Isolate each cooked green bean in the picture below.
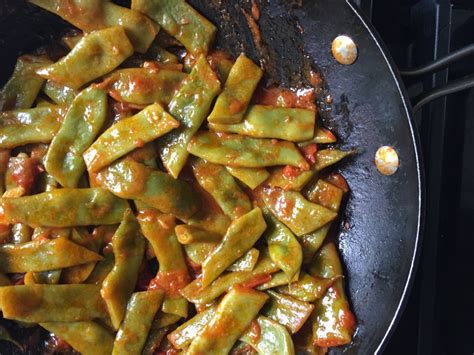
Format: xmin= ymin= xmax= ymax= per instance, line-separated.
xmin=208 ymin=54 xmax=263 ymax=124
xmin=11 ymin=223 xmax=32 ymax=244
xmin=263 ymin=210 xmax=302 ymax=282
xmin=101 ymin=210 xmax=145 ymax=329
xmin=210 ymin=105 xmax=315 ymax=142
xmin=175 ymin=224 xmax=222 ymax=244
xmin=41 ymin=321 xmax=114 ymax=355
xmin=226 ymin=166 xmax=270 ymax=189
xmin=314 ymin=149 xmax=353 ymax=171
xmin=0 ymin=55 xmax=50 ymax=111
xmin=103 ymin=68 xmax=186 ymax=106
xmin=262 ymin=187 xmax=337 ymax=236
xmin=240 ymin=316 xmax=295 ymax=355
xmin=300 ymin=225 xmax=331 ymax=264
xmin=84 ymin=103 xmax=179 ymax=173
xmin=256 ymin=271 xmax=296 ymax=291
xmin=0 ymin=106 xmax=66 ymax=149
xmin=0 ymin=284 xmax=107 ymax=322
xmin=266 ymin=167 xmax=315 ymax=191
xmin=152 ymin=312 xmax=182 ymax=328
xmin=188 ymin=131 xmax=309 ymax=169
xmin=29 ymin=0 xmax=158 ymax=53
xmin=201 ymin=208 xmax=266 ymax=287
xmin=142 ymin=326 xmax=169 ymax=355
xmin=86 ymin=252 xmax=115 ymax=285
xmin=0 ymin=188 xmax=129 ymax=227
xmin=95 ymin=159 xmax=199 ymax=219
xmin=192 ymin=158 xmax=252 ymax=219
xmin=45 ymin=87 xmax=107 ymax=187
xmin=277 ymin=272 xmax=338 ymax=302
xmin=43 ymin=80 xmax=77 ymax=105
xmin=31 ymin=270 xmax=59 ymax=284
xmin=263 ymin=290 xmax=314 ymax=334
xmin=132 ymin=0 xmax=216 ymax=55
xmin=36 ymin=27 xmax=133 ymax=89
xmin=158 ymin=55 xmax=221 ymax=178
xmin=187 ymin=286 xmax=268 ymax=354
xmin=113 ymin=290 xmax=164 ymax=355
xmin=183 ymin=242 xmax=216 ymax=265
xmin=227 ymin=248 xmax=260 ymax=272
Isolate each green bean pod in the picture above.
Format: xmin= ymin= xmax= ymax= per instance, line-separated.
xmin=36 ymin=27 xmax=133 ymax=89
xmin=183 ymin=242 xmax=216 ymax=265
xmin=86 ymin=252 xmax=115 ymax=285
xmin=240 ymin=316 xmax=295 ymax=355
xmin=112 ymin=290 xmax=164 ymax=355
xmin=43 ymin=80 xmax=77 ymax=105
xmin=158 ymin=55 xmax=221 ymax=178
xmin=262 ymin=187 xmax=337 ymax=236
xmin=0 ymin=284 xmax=107 ymax=322
xmin=263 ymin=290 xmax=314 ymax=334
xmin=0 ymin=188 xmax=129 ymax=227
xmin=277 ymin=272 xmax=338 ymax=302
xmin=41 ymin=321 xmax=114 ymax=355
xmin=95 ymin=159 xmax=199 ymax=219
xmin=208 ymin=54 xmax=263 ymax=124
xmin=226 ymin=166 xmax=269 ymax=189
xmin=103 ymin=68 xmax=186 ymax=106
xmin=0 ymin=55 xmax=51 ymax=111
xmin=300 ymin=225 xmax=331 ymax=264
xmin=101 ymin=210 xmax=146 ymax=329
xmin=0 ymin=106 xmax=66 ymax=149
xmin=175 ymin=224 xmax=222 ymax=244
xmin=132 ymin=0 xmax=216 ymax=55
xmin=188 ymin=131 xmax=309 ymax=169
xmin=314 ymin=149 xmax=353 ymax=171
xmin=192 ymin=158 xmax=252 ymax=220
xmin=227 ymin=248 xmax=260 ymax=272
xmin=11 ymin=223 xmax=32 ymax=244
xmin=266 ymin=167 xmax=315 ymax=192
xmin=45 ymin=87 xmax=107 ymax=187
xmin=142 ymin=326 xmax=169 ymax=355
xmin=29 ymin=0 xmax=158 ymax=53
xmin=187 ymin=286 xmax=268 ymax=354
xmin=84 ymin=103 xmax=179 ymax=173
xmin=201 ymin=208 xmax=267 ymax=287
xmin=256 ymin=271 xmax=297 ymax=291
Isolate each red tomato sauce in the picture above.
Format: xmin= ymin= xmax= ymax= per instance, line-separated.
xmin=148 ymin=270 xmax=190 ymax=297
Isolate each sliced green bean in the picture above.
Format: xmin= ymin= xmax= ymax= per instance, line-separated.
xmin=201 ymin=208 xmax=266 ymax=287
xmin=86 ymin=252 xmax=115 ymax=285
xmin=62 ymin=31 xmax=84 ymax=50
xmin=188 ymin=131 xmax=309 ymax=169
xmin=240 ymin=316 xmax=295 ymax=355
xmin=41 ymin=321 xmax=114 ymax=355
xmin=183 ymin=242 xmax=216 ymax=265
xmin=142 ymin=326 xmax=169 ymax=355
xmin=256 ymin=271 xmax=297 ymax=291
xmin=0 ymin=284 xmax=107 ymax=322
xmin=132 ymin=0 xmax=216 ymax=55
xmin=113 ymin=290 xmax=164 ymax=355
xmin=263 ymin=290 xmax=314 ymax=334
xmin=36 ymin=27 xmax=133 ymax=89
xmin=103 ymin=68 xmax=186 ymax=106
xmin=45 ymin=87 xmax=107 ymax=187
xmin=0 ymin=55 xmax=50 ymax=111
xmin=95 ymin=159 xmax=199 ymax=219
xmin=314 ymin=149 xmax=353 ymax=171
xmin=266 ymin=167 xmax=315 ymax=191
xmin=228 ymin=248 xmax=260 ymax=272
xmin=0 ymin=188 xmax=129 ymax=227
xmin=192 ymin=158 xmax=252 ymax=219
xmin=168 ymin=305 xmax=217 ymax=350
xmin=226 ymin=166 xmax=269 ymax=189
xmin=187 ymin=286 xmax=268 ymax=354
xmin=300 ymin=224 xmax=331 ymax=264
xmin=101 ymin=210 xmax=145 ymax=329
xmin=263 ymin=210 xmax=302 ymax=282
xmin=158 ymin=55 xmax=221 ymax=178
xmin=84 ymin=103 xmax=179 ymax=173
xmin=152 ymin=312 xmax=182 ymax=328
xmin=0 ymin=106 xmax=66 ymax=149
xmin=262 ymin=187 xmax=337 ymax=236
xmin=299 ymin=127 xmax=337 ymax=145
xmin=208 ymin=54 xmax=263 ymax=124
xmin=29 ymin=0 xmax=158 ymax=53
xmin=277 ymin=272 xmax=338 ymax=302
xmin=43 ymin=80 xmax=77 ymax=105
xmin=11 ymin=223 xmax=32 ymax=244
xmin=175 ymin=224 xmax=222 ymax=244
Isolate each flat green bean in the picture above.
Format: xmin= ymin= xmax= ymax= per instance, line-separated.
xmin=132 ymin=0 xmax=216 ymax=55
xmin=0 ymin=284 xmax=107 ymax=322
xmin=0 ymin=188 xmax=129 ymax=227
xmin=45 ymin=87 xmax=107 ymax=187
xmin=113 ymin=290 xmax=164 ymax=355
xmin=41 ymin=321 xmax=114 ymax=355
xmin=201 ymin=208 xmax=266 ymax=287
xmin=43 ymin=80 xmax=77 ymax=105
xmin=300 ymin=225 xmax=331 ymax=264
xmin=29 ymin=0 xmax=158 ymax=53
xmin=188 ymin=131 xmax=309 ymax=169
xmin=0 ymin=106 xmax=66 ymax=149
xmin=208 ymin=54 xmax=263 ymax=124
xmin=187 ymin=286 xmax=268 ymax=354
xmin=192 ymin=158 xmax=252 ymax=220
xmin=101 ymin=210 xmax=145 ymax=329
xmin=84 ymin=103 xmax=179 ymax=173
xmin=86 ymin=252 xmax=115 ymax=285
xmin=183 ymin=242 xmax=216 ymax=265
xmin=11 ymin=223 xmax=32 ymax=244
xmin=142 ymin=326 xmax=169 ymax=355
xmin=226 ymin=166 xmax=269 ymax=189
xmin=266 ymin=167 xmax=315 ymax=191
xmin=36 ymin=27 xmax=133 ymax=89
xmin=158 ymin=55 xmax=221 ymax=178
xmin=314 ymin=149 xmax=353 ymax=171
xmin=0 ymin=55 xmax=50 ymax=111
xmin=227 ymin=248 xmax=260 ymax=272
xmin=277 ymin=272 xmax=338 ymax=302
xmin=95 ymin=159 xmax=199 ymax=219
xmin=103 ymin=68 xmax=186 ymax=106
xmin=256 ymin=271 xmax=297 ymax=291
xmin=175 ymin=224 xmax=222 ymax=244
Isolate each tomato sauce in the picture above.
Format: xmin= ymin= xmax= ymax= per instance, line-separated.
xmin=241 ymin=273 xmax=272 ymax=289
xmin=148 ymin=270 xmax=190 ymax=297
xmin=253 ymin=85 xmax=316 ymax=111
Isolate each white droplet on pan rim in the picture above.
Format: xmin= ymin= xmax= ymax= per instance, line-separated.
xmin=375 ymin=146 xmax=399 ymax=176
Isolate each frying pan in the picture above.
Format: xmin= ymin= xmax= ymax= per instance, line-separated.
xmin=0 ymin=0 xmax=424 ymax=354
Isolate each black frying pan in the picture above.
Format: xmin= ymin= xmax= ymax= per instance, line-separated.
xmin=0 ymin=0 xmax=424 ymax=354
